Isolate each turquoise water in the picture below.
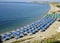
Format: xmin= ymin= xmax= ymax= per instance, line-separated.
xmin=0 ymin=2 xmax=50 ymax=34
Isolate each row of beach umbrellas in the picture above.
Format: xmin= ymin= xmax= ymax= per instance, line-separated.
xmin=1 ymin=14 xmax=57 ymax=41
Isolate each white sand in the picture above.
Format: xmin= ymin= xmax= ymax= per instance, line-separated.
xmin=48 ymin=3 xmax=60 ymax=14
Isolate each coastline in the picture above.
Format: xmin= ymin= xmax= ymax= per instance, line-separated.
xmin=1 ymin=3 xmax=60 ymax=43
xmin=0 ymin=4 xmax=50 ymax=35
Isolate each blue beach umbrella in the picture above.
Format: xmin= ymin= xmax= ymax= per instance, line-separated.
xmin=7 ymin=32 xmax=12 ymax=36
xmin=16 ymin=29 xmax=20 ymax=31
xmin=1 ymin=34 xmax=7 ymax=41
xmin=31 ymin=28 xmax=36 ymax=34
xmin=24 ymin=28 xmax=29 ymax=33
xmin=12 ymin=31 xmax=16 ymax=33
xmin=16 ymin=29 xmax=20 ymax=35
xmin=20 ymin=31 xmax=24 ymax=36
xmin=5 ymin=35 xmax=11 ymax=40
xmin=1 ymin=34 xmax=7 ymax=38
xmin=21 ymin=27 xmax=27 ymax=35
xmin=26 ymin=25 xmax=30 ymax=28
xmin=29 ymin=29 xmax=33 ymax=35
xmin=31 ymin=23 xmax=34 ymax=25
xmin=38 ymin=26 xmax=40 ymax=30
xmin=12 ymin=31 xmax=20 ymax=39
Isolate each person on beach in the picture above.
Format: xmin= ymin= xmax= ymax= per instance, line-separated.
xmin=0 ymin=35 xmax=2 ymax=43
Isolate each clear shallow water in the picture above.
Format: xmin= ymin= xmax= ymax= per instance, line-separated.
xmin=0 ymin=2 xmax=50 ymax=34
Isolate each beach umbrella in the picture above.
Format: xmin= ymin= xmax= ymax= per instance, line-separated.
xmin=26 ymin=25 xmax=30 ymax=28
xmin=35 ymin=28 xmax=38 ymax=31
xmin=12 ymin=31 xmax=16 ymax=34
xmin=38 ymin=27 xmax=40 ymax=30
xmin=1 ymin=34 xmax=7 ymax=41
xmin=6 ymin=32 xmax=12 ymax=38
xmin=24 ymin=28 xmax=29 ymax=33
xmin=24 ymin=29 xmax=28 ymax=36
xmin=31 ymin=28 xmax=34 ymax=30
xmin=12 ymin=31 xmax=20 ymax=39
xmin=13 ymin=33 xmax=20 ymax=39
xmin=29 ymin=29 xmax=36 ymax=35
xmin=44 ymin=23 xmax=49 ymax=29
xmin=17 ymin=31 xmax=20 ymax=36
xmin=24 ymin=31 xmax=27 ymax=34
xmin=40 ymin=26 xmax=46 ymax=32
xmin=12 ymin=30 xmax=17 ymax=35
xmin=12 ymin=31 xmax=17 ymax=35
xmin=40 ymin=28 xmax=45 ymax=32
xmin=16 ymin=29 xmax=20 ymax=33
xmin=16 ymin=29 xmax=20 ymax=31
xmin=1 ymin=34 xmax=7 ymax=38
xmin=24 ymin=26 xmax=27 ymax=28
xmin=31 ymin=23 xmax=34 ymax=25
xmin=5 ymin=35 xmax=11 ymax=40
xmin=21 ymin=27 xmax=25 ymax=31
xmin=31 ymin=29 xmax=35 ymax=34
xmin=32 ymin=29 xmax=36 ymax=34
xmin=20 ymin=31 xmax=24 ymax=36
xmin=28 ymin=30 xmax=33 ymax=35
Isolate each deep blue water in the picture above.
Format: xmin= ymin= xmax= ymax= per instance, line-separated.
xmin=0 ymin=2 xmax=50 ymax=34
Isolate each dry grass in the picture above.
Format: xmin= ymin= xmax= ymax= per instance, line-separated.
xmin=12 ymin=37 xmax=34 ymax=43
xmin=24 ymin=33 xmax=60 ymax=43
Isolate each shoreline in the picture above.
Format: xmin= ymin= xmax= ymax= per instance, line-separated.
xmin=0 ymin=14 xmax=47 ymax=35
xmin=0 ymin=7 xmax=50 ymax=35
xmin=3 ymin=20 xmax=60 ymax=43
xmin=1 ymin=3 xmax=60 ymax=43
xmin=0 ymin=3 xmax=50 ymax=34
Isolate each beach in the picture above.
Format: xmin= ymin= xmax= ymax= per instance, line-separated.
xmin=48 ymin=3 xmax=60 ymax=14
xmin=1 ymin=3 xmax=60 ymax=43
xmin=21 ymin=21 xmax=60 ymax=43
xmin=3 ymin=19 xmax=60 ymax=43
xmin=1 ymin=4 xmax=60 ymax=43
xmin=0 ymin=3 xmax=50 ymax=34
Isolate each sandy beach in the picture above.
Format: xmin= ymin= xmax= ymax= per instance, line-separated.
xmin=48 ymin=3 xmax=60 ymax=14
xmin=19 ymin=21 xmax=60 ymax=43
xmin=3 ymin=20 xmax=60 ymax=43
xmin=2 ymin=3 xmax=60 ymax=43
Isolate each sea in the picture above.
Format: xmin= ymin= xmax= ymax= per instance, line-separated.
xmin=0 ymin=2 xmax=50 ymax=34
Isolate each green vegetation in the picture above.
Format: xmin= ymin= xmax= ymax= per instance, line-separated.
xmin=12 ymin=37 xmax=34 ymax=43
